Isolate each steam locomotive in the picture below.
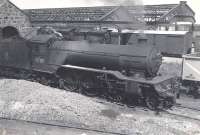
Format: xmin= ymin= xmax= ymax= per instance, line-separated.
xmin=0 ymin=27 xmax=179 ymax=110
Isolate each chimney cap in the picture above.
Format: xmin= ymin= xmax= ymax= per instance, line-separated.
xmin=180 ymin=1 xmax=187 ymax=5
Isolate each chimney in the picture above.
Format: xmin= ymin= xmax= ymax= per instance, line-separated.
xmin=180 ymin=1 xmax=187 ymax=5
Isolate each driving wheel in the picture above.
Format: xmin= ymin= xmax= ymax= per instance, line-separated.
xmin=81 ymin=76 xmax=99 ymax=97
xmin=145 ymin=96 xmax=158 ymax=110
xmin=59 ymin=75 xmax=79 ymax=92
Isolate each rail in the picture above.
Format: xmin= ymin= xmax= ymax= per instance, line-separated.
xmin=0 ymin=117 xmax=132 ymax=135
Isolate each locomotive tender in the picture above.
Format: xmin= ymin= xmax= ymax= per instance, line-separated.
xmin=0 ymin=28 xmax=179 ymax=109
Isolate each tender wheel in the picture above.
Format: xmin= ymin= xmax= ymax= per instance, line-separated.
xmin=145 ymin=96 xmax=158 ymax=110
xmin=81 ymin=76 xmax=99 ymax=97
xmin=59 ymin=75 xmax=79 ymax=92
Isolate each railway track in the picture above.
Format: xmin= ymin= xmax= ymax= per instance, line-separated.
xmin=0 ymin=117 xmax=131 ymax=135
xmin=106 ymin=96 xmax=200 ymax=122
xmin=161 ymin=104 xmax=200 ymax=122
xmin=163 ymin=111 xmax=200 ymax=122
xmin=110 ymin=101 xmax=200 ymax=122
xmin=102 ymin=98 xmax=200 ymax=122
xmin=175 ymin=104 xmax=200 ymax=112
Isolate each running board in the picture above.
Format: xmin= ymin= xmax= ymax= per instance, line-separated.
xmin=59 ymin=65 xmax=175 ymax=85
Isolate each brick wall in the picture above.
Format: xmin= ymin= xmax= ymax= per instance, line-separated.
xmin=0 ymin=0 xmax=32 ymax=37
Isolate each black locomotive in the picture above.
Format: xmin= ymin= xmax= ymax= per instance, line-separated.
xmin=0 ymin=27 xmax=179 ymax=110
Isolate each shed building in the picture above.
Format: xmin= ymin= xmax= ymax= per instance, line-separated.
xmin=0 ymin=0 xmax=31 ymax=38
xmin=24 ymin=1 xmax=195 ymax=32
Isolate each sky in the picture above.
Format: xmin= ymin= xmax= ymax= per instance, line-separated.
xmin=9 ymin=0 xmax=200 ymax=23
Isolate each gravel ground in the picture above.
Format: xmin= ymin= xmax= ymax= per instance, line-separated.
xmin=0 ymin=79 xmax=200 ymax=135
